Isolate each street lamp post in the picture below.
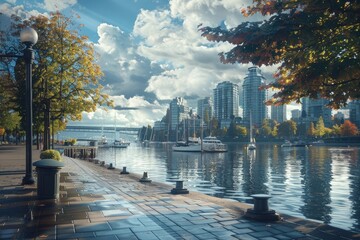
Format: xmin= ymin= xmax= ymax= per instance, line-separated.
xmin=1 ymin=28 xmax=38 ymax=184
xmin=20 ymin=27 xmax=38 ymax=185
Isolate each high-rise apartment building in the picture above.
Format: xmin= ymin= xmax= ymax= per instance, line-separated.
xmin=349 ymin=100 xmax=360 ymax=128
xmin=301 ymin=97 xmax=332 ymax=127
xmin=291 ymin=109 xmax=301 ymax=120
xmin=271 ymin=105 xmax=286 ymax=123
xmin=169 ymin=97 xmax=189 ymax=130
xmin=213 ymin=81 xmax=239 ymax=128
xmin=197 ymin=97 xmax=213 ymax=120
xmin=242 ymin=67 xmax=267 ymax=127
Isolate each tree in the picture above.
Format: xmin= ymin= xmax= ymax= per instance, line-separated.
xmin=332 ymin=124 xmax=342 ymax=136
xmin=340 ymin=120 xmax=358 ymax=136
xmin=261 ymin=119 xmax=273 ymax=137
xmin=200 ymin=1 xmax=360 ymax=108
xmin=1 ymin=13 xmax=113 ymax=149
xmin=278 ymin=120 xmax=297 ymax=138
xmin=235 ymin=125 xmax=247 ymax=138
xmin=307 ymin=122 xmax=316 ymax=137
xmin=315 ymin=116 xmax=326 ymax=138
xmin=209 ymin=117 xmax=219 ymax=136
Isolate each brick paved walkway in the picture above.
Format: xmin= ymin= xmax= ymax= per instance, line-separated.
xmin=0 ymin=145 xmax=359 ymax=239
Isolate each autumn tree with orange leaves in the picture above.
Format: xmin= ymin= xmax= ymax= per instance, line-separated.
xmin=340 ymin=120 xmax=358 ymax=136
xmin=200 ymin=0 xmax=360 ymax=108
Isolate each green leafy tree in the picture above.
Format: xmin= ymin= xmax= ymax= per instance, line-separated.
xmin=1 ymin=13 xmax=113 ymax=149
xmin=235 ymin=125 xmax=247 ymax=138
xmin=278 ymin=120 xmax=297 ymax=138
xmin=261 ymin=119 xmax=273 ymax=137
xmin=315 ymin=116 xmax=326 ymax=138
xmin=209 ymin=117 xmax=219 ymax=136
xmin=307 ymin=122 xmax=316 ymax=137
xmin=200 ymin=1 xmax=360 ymax=108
xmin=332 ymin=124 xmax=342 ymax=137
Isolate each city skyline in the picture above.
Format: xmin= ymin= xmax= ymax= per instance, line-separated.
xmin=1 ymin=0 xmax=301 ymax=127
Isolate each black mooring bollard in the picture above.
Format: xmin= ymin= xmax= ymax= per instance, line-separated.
xmin=244 ymin=194 xmax=280 ymax=221
xmin=107 ymin=163 xmax=115 ymax=170
xmin=171 ymin=180 xmax=189 ymax=194
xmin=120 ymin=166 xmax=129 ymax=174
xmin=139 ymin=172 xmax=152 ymax=183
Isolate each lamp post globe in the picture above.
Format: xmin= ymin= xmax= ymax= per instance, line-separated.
xmin=20 ymin=27 xmax=38 ymax=46
xmin=21 ymin=27 xmax=38 ymax=185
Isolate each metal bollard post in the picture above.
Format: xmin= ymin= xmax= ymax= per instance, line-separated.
xmin=120 ymin=166 xmax=129 ymax=174
xmin=139 ymin=172 xmax=152 ymax=183
xmin=244 ymin=194 xmax=280 ymax=221
xmin=107 ymin=163 xmax=115 ymax=170
xmin=171 ymin=180 xmax=189 ymax=194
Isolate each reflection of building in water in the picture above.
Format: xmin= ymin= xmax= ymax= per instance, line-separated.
xmin=242 ymin=147 xmax=269 ymax=196
xmin=349 ymin=149 xmax=360 ymax=231
xmin=300 ymin=147 xmax=332 ymax=223
xmin=267 ymin=145 xmax=287 ymax=194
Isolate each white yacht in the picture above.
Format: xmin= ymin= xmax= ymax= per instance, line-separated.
xmin=112 ymin=139 xmax=130 ymax=148
xmin=202 ymin=136 xmax=227 ymax=152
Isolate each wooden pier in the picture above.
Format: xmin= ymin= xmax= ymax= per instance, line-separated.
xmin=63 ymin=146 xmax=97 ymax=159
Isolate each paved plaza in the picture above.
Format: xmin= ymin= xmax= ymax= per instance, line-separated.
xmin=0 ymin=145 xmax=359 ymax=239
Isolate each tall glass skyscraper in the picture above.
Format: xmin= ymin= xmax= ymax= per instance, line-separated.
xmin=169 ymin=97 xmax=189 ymax=130
xmin=242 ymin=67 xmax=267 ymax=127
xmin=213 ymin=81 xmax=239 ymax=128
xmin=301 ymin=97 xmax=332 ymax=127
xmin=271 ymin=105 xmax=287 ymax=123
xmin=197 ymin=97 xmax=213 ymax=120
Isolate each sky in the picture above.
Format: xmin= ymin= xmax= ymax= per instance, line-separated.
xmin=0 ymin=0 xmax=298 ymax=127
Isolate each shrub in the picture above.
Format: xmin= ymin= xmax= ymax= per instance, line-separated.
xmin=64 ymin=138 xmax=77 ymax=146
xmin=40 ymin=149 xmax=62 ymax=161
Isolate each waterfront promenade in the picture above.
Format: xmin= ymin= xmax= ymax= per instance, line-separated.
xmin=0 ymin=145 xmax=359 ymax=239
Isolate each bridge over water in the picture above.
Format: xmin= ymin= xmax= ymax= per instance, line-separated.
xmin=65 ymin=125 xmax=140 ymax=135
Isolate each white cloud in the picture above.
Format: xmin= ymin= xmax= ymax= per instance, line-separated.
xmin=133 ymin=3 xmax=256 ymax=101
xmin=42 ymin=0 xmax=77 ymax=11
xmin=94 ymin=23 xmax=162 ymax=98
xmin=77 ymin=95 xmax=167 ymax=127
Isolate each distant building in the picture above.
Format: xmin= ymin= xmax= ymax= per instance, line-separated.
xmin=291 ymin=109 xmax=301 ymax=120
xmin=242 ymin=66 xmax=267 ymax=127
xmin=169 ymin=97 xmax=189 ymax=131
xmin=213 ymin=81 xmax=239 ymax=128
xmin=197 ymin=97 xmax=213 ymax=120
xmin=302 ymin=97 xmax=332 ymax=127
xmin=153 ymin=121 xmax=166 ymax=131
xmin=271 ymin=105 xmax=286 ymax=123
xmin=334 ymin=111 xmax=345 ymax=125
xmin=349 ymin=100 xmax=360 ymax=128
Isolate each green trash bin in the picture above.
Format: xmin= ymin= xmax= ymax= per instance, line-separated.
xmin=33 ymin=159 xmax=64 ymax=199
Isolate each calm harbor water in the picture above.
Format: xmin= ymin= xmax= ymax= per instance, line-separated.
xmin=58 ymin=131 xmax=360 ymax=232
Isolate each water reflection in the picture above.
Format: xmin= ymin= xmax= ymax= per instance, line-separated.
xmin=96 ymin=143 xmax=360 ymax=232
xmin=300 ymin=147 xmax=332 ymax=223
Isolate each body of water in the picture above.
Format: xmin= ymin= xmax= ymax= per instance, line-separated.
xmin=59 ymin=130 xmax=360 ymax=232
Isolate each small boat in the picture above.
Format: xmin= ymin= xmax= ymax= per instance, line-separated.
xmin=98 ymin=135 xmax=108 ymax=145
xmin=202 ymin=136 xmax=227 ymax=152
xmin=281 ymin=140 xmax=292 ymax=147
xmin=247 ymin=112 xmax=256 ymax=150
xmin=112 ymin=139 xmax=130 ymax=148
xmin=248 ymin=142 xmax=256 ymax=150
xmin=172 ymin=137 xmax=201 ymax=152
xmin=281 ymin=140 xmax=309 ymax=147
